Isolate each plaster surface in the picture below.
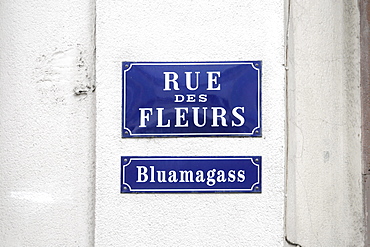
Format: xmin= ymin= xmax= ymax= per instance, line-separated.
xmin=0 ymin=1 xmax=365 ymax=246
xmin=286 ymin=1 xmax=364 ymax=246
xmin=96 ymin=1 xmax=285 ymax=246
xmin=0 ymin=1 xmax=95 ymax=246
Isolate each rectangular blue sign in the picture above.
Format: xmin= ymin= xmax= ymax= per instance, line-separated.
xmin=121 ymin=156 xmax=261 ymax=193
xmin=122 ymin=61 xmax=261 ymax=137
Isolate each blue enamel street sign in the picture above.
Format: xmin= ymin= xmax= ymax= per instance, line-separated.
xmin=122 ymin=61 xmax=261 ymax=137
xmin=121 ymin=156 xmax=261 ymax=193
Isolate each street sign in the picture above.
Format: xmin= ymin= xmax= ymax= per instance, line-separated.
xmin=122 ymin=61 xmax=261 ymax=137
xmin=121 ymin=156 xmax=261 ymax=193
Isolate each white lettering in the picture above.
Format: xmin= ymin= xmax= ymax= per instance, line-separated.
xmin=228 ymin=170 xmax=236 ymax=182
xmin=179 ymin=170 xmax=194 ymax=182
xmin=211 ymin=107 xmax=227 ymax=127
xmin=150 ymin=166 xmax=155 ymax=182
xmin=199 ymin=94 xmax=207 ymax=102
xmin=136 ymin=166 xmax=246 ymax=186
xmin=216 ymin=170 xmax=226 ymax=182
xmin=136 ymin=166 xmax=148 ymax=182
xmin=206 ymin=71 xmax=221 ymax=90
xmin=195 ymin=170 xmax=205 ymax=182
xmin=237 ymin=170 xmax=245 ymax=182
xmin=156 ymin=108 xmax=170 ymax=127
xmin=185 ymin=71 xmax=200 ymax=90
xmin=174 ymin=107 xmax=189 ymax=127
xmin=157 ymin=170 xmax=167 ymax=183
xmin=163 ymin=72 xmax=179 ymax=91
xmin=139 ymin=106 xmax=246 ymax=128
xmin=231 ymin=107 xmax=245 ymax=127
xmin=139 ymin=108 xmax=152 ymax=127
xmin=168 ymin=170 xmax=178 ymax=182
xmin=206 ymin=169 xmax=216 ymax=186
xmin=193 ymin=107 xmax=207 ymax=127
xmin=174 ymin=94 xmax=185 ymax=102
xmin=186 ymin=94 xmax=196 ymax=102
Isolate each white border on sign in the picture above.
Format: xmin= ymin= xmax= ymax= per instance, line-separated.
xmin=122 ymin=62 xmax=261 ymax=137
xmin=121 ymin=157 xmax=261 ymax=192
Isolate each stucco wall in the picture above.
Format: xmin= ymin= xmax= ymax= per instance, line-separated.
xmin=0 ymin=1 xmax=95 ymax=246
xmin=0 ymin=0 xmax=365 ymax=246
xmin=286 ymin=1 xmax=364 ymax=246
xmin=95 ymin=0 xmax=285 ymax=246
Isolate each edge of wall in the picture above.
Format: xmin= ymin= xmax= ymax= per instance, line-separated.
xmin=286 ymin=1 xmax=363 ymax=245
xmin=360 ymin=0 xmax=370 ymax=245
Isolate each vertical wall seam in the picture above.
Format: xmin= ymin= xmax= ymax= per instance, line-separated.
xmin=360 ymin=2 xmax=370 ymax=172
xmin=284 ymin=0 xmax=291 ymax=240
xmin=92 ymin=0 xmax=97 ymax=246
xmin=360 ymin=0 xmax=370 ymax=245
xmin=284 ymin=0 xmax=303 ymax=246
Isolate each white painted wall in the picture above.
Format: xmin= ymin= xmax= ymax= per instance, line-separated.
xmin=0 ymin=0 xmax=365 ymax=246
xmin=286 ymin=0 xmax=364 ymax=246
xmin=0 ymin=1 xmax=95 ymax=246
xmin=96 ymin=0 xmax=285 ymax=246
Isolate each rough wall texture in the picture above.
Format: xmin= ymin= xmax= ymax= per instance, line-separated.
xmin=0 ymin=0 xmax=364 ymax=246
xmin=96 ymin=1 xmax=285 ymax=246
xmin=0 ymin=1 xmax=95 ymax=246
xmin=286 ymin=0 xmax=364 ymax=246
